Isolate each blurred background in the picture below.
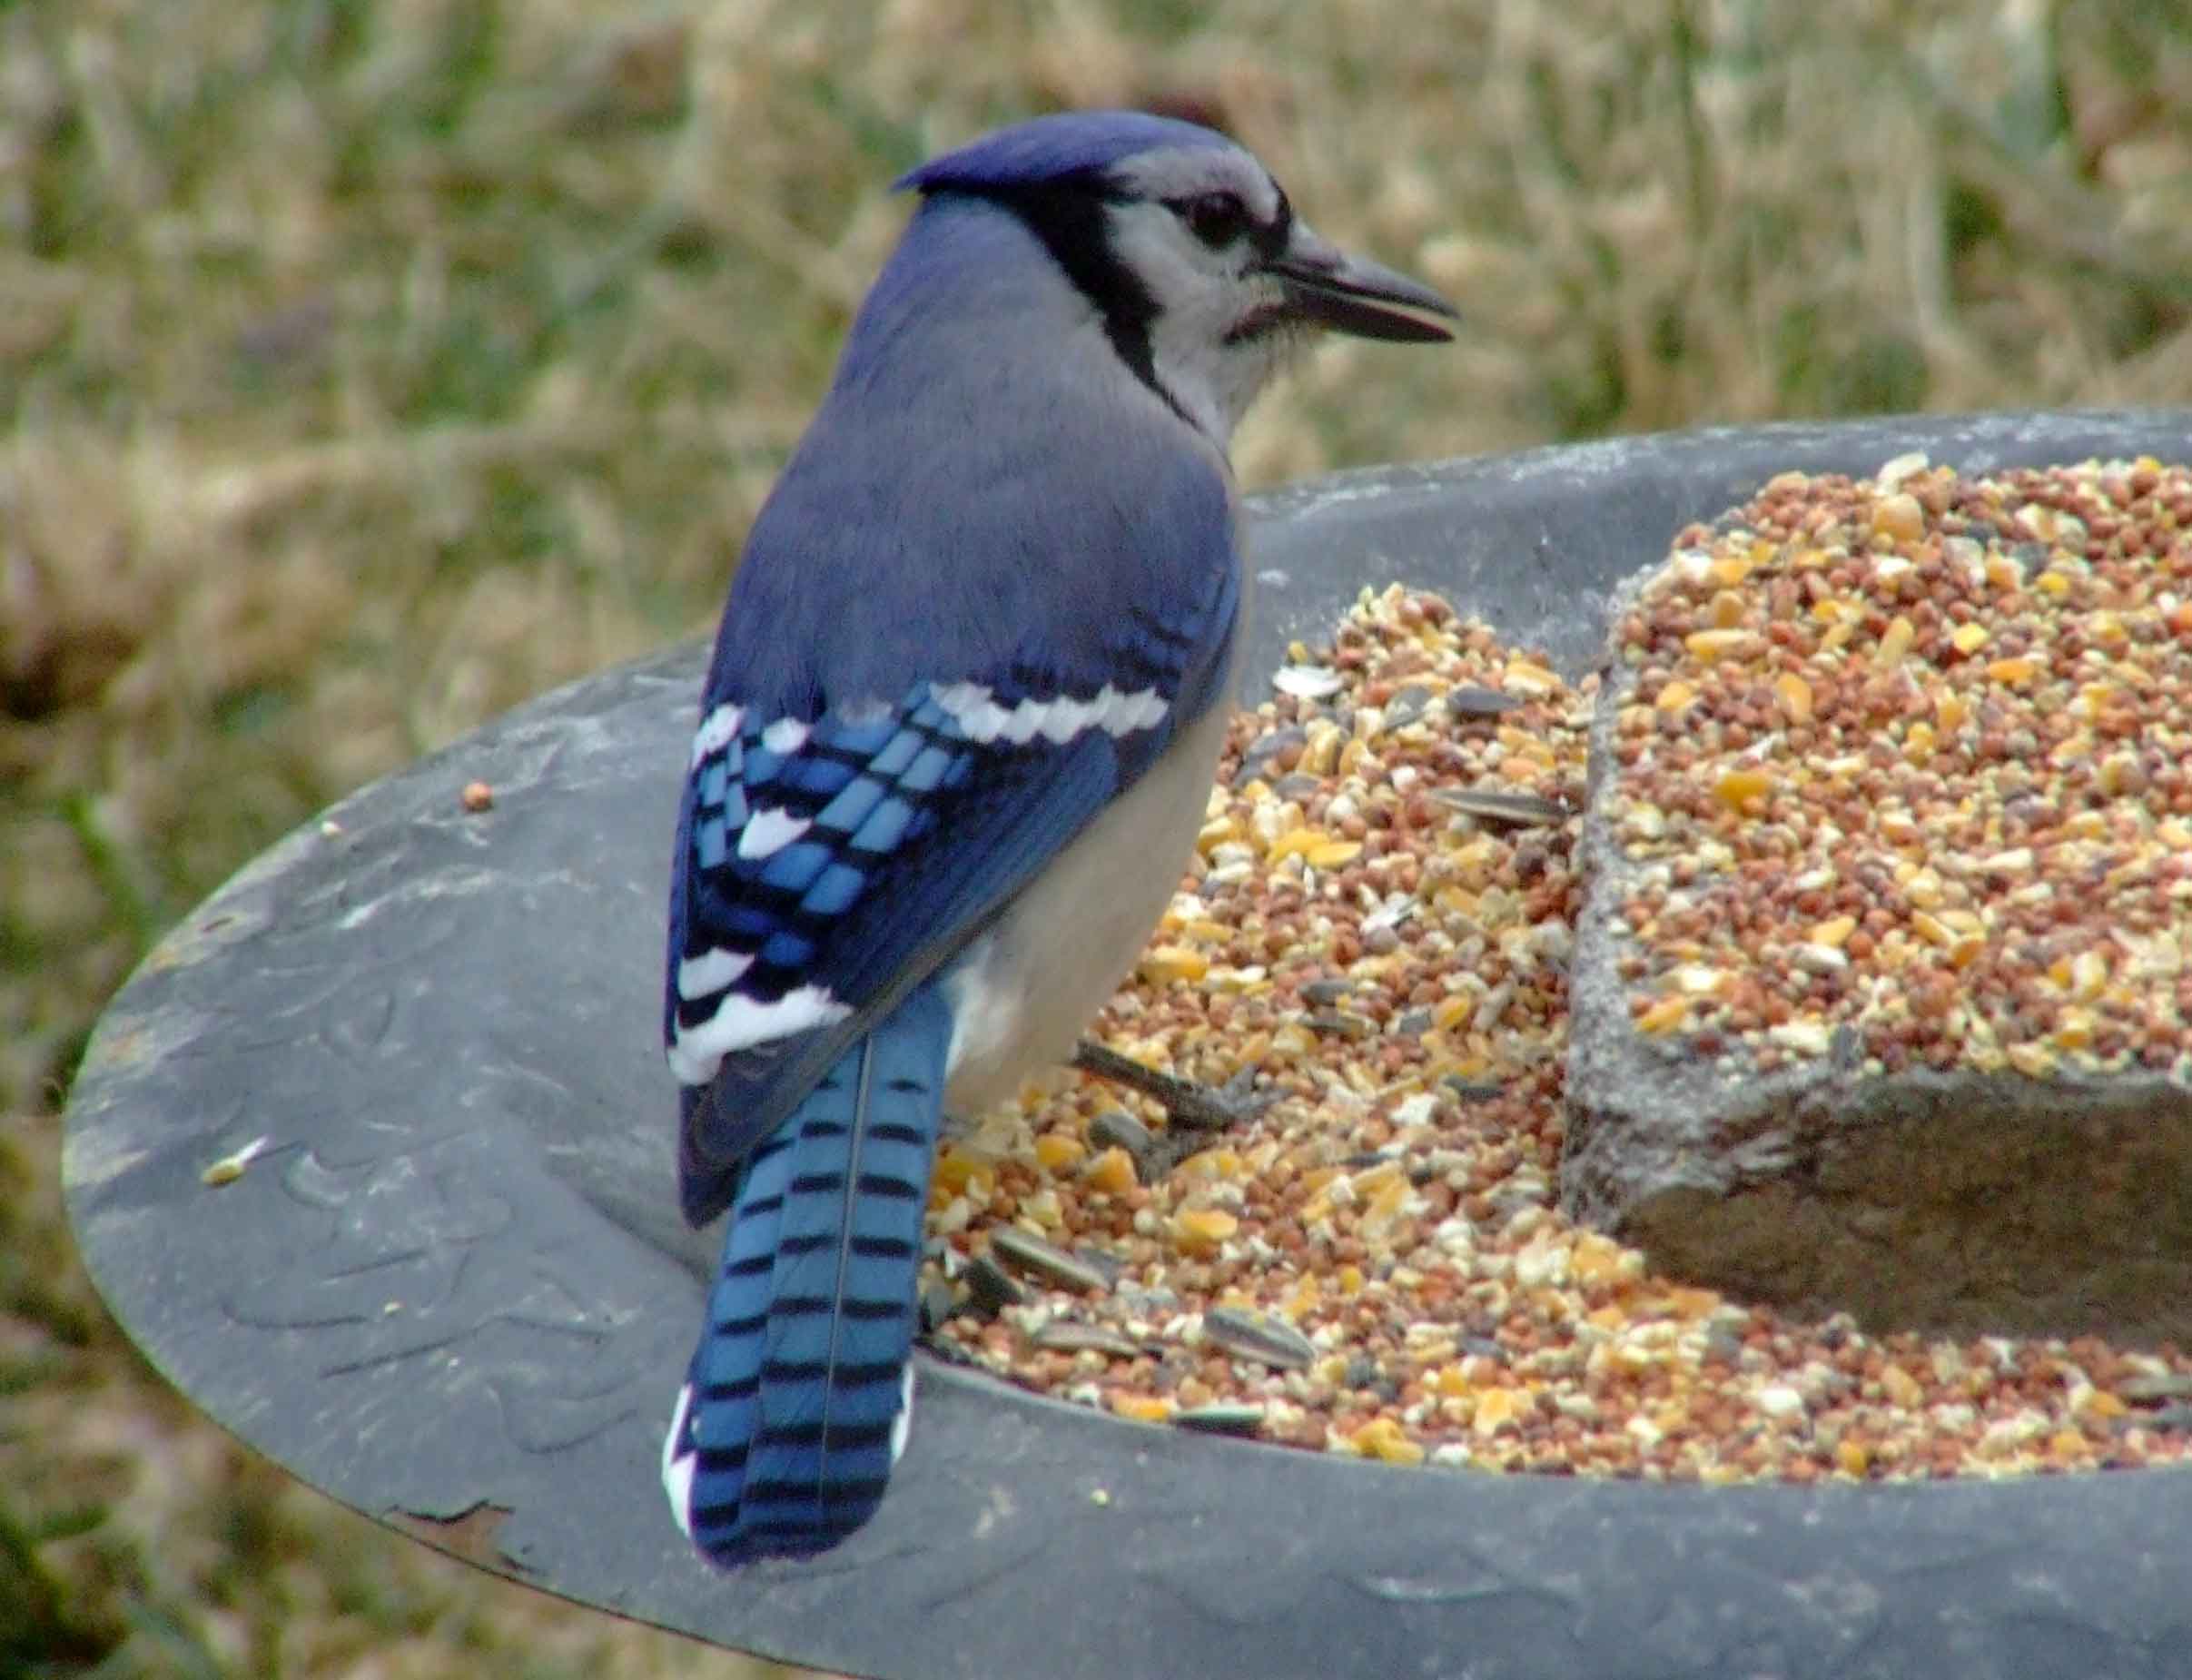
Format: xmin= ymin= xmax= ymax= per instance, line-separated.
xmin=4 ymin=0 xmax=2187 ymax=1673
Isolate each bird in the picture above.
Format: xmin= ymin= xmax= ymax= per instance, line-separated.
xmin=659 ymin=108 xmax=1456 ymax=1568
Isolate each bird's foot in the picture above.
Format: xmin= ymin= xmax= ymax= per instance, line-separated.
xmin=1070 ymin=1041 xmax=1271 ymax=1176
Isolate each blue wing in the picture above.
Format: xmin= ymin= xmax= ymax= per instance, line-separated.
xmin=667 ymin=539 xmax=1237 ymax=1224
xmin=666 ymin=681 xmax=1082 ymax=1219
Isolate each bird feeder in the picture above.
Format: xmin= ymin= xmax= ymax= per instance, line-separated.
xmin=64 ymin=410 xmax=2192 ymax=1680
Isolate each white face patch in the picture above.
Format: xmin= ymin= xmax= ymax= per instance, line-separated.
xmin=1106 ymin=143 xmax=1283 ymax=229
xmin=930 ymin=679 xmax=1170 ymax=746
xmin=667 ymin=983 xmax=853 ymax=1086
xmin=1098 ymin=144 xmax=1296 ymax=444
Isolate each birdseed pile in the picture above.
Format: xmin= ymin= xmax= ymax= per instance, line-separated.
xmin=919 ymin=456 xmax=2192 ymax=1484
xmin=1604 ymin=453 xmax=2192 ymax=1079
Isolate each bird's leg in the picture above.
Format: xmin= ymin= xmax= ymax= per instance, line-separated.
xmin=1070 ymin=1040 xmax=1271 ymax=1140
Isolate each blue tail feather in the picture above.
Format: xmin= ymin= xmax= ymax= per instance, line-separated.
xmin=665 ymin=984 xmax=949 ymax=1566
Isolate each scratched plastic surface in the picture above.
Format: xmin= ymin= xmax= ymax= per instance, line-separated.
xmin=66 ymin=411 xmax=2192 ymax=1680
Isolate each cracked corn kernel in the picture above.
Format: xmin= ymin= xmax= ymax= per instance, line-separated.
xmin=1177 ymin=1148 xmax=1241 ymax=1181
xmin=2069 ymin=951 xmax=2110 ymax=999
xmin=200 ymin=1136 xmax=270 ymax=1187
xmin=1683 ymin=628 xmax=1759 ymax=662
xmin=1809 ymin=914 xmax=1856 ymax=948
xmin=1876 ymin=614 xmax=1915 ymax=666
xmin=1871 ymin=490 xmax=1926 ymax=540
xmin=933 ymin=1148 xmax=993 ymax=1196
xmin=1085 ymin=1146 xmax=1138 ymax=1195
xmin=1035 ymin=1133 xmax=1087 ymax=1173
xmin=2052 ymin=1007 xmax=2097 ymax=1050
xmin=1713 ymin=766 xmax=1772 ymax=812
xmin=1139 ymin=945 xmax=1210 ymax=983
xmin=1772 ymin=671 xmax=1813 ymax=722
xmin=1170 ymin=1209 xmax=1239 ymax=1252
xmin=1349 ymin=1418 xmax=1427 ymax=1465
xmin=1110 ymin=1393 xmax=1175 ymax=1423
xmin=1569 ymin=1231 xmax=1637 ymax=1285
xmin=1636 ymin=995 xmax=1690 ymax=1033
xmin=1472 ymin=1388 xmax=1525 ymax=1436
xmin=1501 ymin=659 xmax=1559 ymax=697
xmin=1432 ymin=1365 xmax=1473 ymax=1397
xmin=1432 ymin=995 xmax=1476 ymax=1033
xmin=1714 ymin=550 xmax=1762 ymax=587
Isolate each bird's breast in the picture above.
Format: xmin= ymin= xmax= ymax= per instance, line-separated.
xmin=940 ymin=693 xmax=1235 ymax=1116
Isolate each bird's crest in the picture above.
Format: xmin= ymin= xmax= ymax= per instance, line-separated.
xmin=895 ymin=109 xmax=1235 ymax=195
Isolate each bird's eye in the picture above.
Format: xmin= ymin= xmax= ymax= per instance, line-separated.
xmin=1176 ymin=191 xmax=1249 ymax=249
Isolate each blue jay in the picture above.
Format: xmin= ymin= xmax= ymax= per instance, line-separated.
xmin=660 ymin=110 xmax=1455 ymax=1567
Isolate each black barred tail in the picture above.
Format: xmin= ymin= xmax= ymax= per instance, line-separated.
xmin=662 ymin=985 xmax=949 ymax=1566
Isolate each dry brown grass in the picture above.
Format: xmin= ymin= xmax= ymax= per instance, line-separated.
xmin=5 ymin=0 xmax=2187 ymax=1673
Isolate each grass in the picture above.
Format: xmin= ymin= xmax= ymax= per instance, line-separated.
xmin=4 ymin=0 xmax=2187 ymax=1673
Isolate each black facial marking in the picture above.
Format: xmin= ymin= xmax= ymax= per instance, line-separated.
xmin=962 ymin=173 xmax=1190 ymax=425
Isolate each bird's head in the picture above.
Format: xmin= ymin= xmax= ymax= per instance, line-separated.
xmin=898 ymin=111 xmax=1456 ymax=446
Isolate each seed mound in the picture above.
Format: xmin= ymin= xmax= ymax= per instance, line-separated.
xmin=1598 ymin=452 xmax=2192 ymax=1080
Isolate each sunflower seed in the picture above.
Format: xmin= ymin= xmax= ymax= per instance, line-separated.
xmin=1203 ymin=1306 xmax=1317 ymax=1370
xmin=1035 ymin=1321 xmax=1145 ymax=1359
xmin=1431 ymin=786 xmax=1569 ymax=828
xmin=1089 ymin=1108 xmax=1155 ymax=1161
xmin=963 ymin=1255 xmax=1025 ymax=1316
xmin=1172 ymin=1403 xmax=1268 ymax=1436
xmin=1445 ymin=685 xmax=1526 ymax=718
xmin=991 ymin=1227 xmax=1111 ymax=1295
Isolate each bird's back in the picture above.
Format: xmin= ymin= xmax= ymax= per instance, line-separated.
xmin=711 ymin=194 xmax=1239 ymax=726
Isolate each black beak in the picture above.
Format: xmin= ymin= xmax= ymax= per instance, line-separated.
xmin=1264 ymin=225 xmax=1458 ymax=343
